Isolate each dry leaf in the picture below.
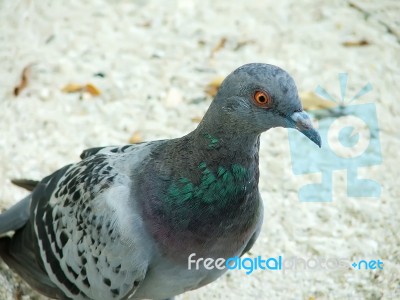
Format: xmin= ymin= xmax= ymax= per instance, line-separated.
xmin=62 ymin=83 xmax=84 ymax=93
xmin=139 ymin=21 xmax=152 ymax=27
xmin=191 ymin=116 xmax=202 ymax=123
xmin=85 ymin=83 xmax=101 ymax=96
xmin=342 ymin=39 xmax=369 ymax=47
xmin=13 ymin=64 xmax=33 ymax=96
xmin=205 ymin=76 xmax=224 ymax=97
xmin=234 ymin=39 xmax=255 ymax=51
xmin=300 ymin=91 xmax=337 ymax=110
xmin=61 ymin=83 xmax=101 ymax=96
xmin=210 ymin=37 xmax=227 ymax=57
xmin=129 ymin=131 xmax=143 ymax=144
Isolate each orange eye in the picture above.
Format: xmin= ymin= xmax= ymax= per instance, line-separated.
xmin=253 ymin=90 xmax=272 ymax=108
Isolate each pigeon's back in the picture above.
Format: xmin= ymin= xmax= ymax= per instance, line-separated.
xmin=0 ymin=142 xmax=158 ymax=300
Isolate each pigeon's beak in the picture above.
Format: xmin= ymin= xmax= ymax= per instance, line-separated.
xmin=289 ymin=111 xmax=321 ymax=147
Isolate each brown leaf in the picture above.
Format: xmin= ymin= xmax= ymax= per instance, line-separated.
xmin=300 ymin=91 xmax=336 ymax=110
xmin=191 ymin=116 xmax=202 ymax=123
xmin=205 ymin=76 xmax=225 ymax=97
xmin=61 ymin=83 xmax=101 ymax=96
xmin=234 ymin=39 xmax=255 ymax=51
xmin=129 ymin=131 xmax=143 ymax=144
xmin=210 ymin=37 xmax=227 ymax=57
xmin=85 ymin=83 xmax=101 ymax=96
xmin=139 ymin=21 xmax=152 ymax=28
xmin=342 ymin=39 xmax=369 ymax=47
xmin=62 ymin=83 xmax=84 ymax=93
xmin=13 ymin=64 xmax=33 ymax=96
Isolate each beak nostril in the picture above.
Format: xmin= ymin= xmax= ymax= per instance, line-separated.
xmin=289 ymin=111 xmax=321 ymax=147
xmin=296 ymin=119 xmax=313 ymax=130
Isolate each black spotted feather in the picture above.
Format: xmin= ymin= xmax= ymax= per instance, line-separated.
xmin=0 ymin=145 xmax=151 ymax=300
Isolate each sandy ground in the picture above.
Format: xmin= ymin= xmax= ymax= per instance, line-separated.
xmin=0 ymin=0 xmax=399 ymax=299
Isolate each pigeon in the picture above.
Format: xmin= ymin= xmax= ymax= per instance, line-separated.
xmin=0 ymin=63 xmax=321 ymax=300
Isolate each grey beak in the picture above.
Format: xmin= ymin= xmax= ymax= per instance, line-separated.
xmin=289 ymin=111 xmax=321 ymax=147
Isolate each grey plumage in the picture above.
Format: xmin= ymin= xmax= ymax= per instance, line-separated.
xmin=0 ymin=195 xmax=30 ymax=233
xmin=0 ymin=63 xmax=320 ymax=300
xmin=11 ymin=179 xmax=39 ymax=191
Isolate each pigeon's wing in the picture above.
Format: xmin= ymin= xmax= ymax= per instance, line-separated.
xmin=8 ymin=144 xmax=155 ymax=192
xmin=79 ymin=142 xmax=159 ymax=160
xmin=0 ymin=226 xmax=63 ymax=298
xmin=80 ymin=146 xmax=114 ymax=159
xmin=1 ymin=142 xmax=158 ymax=300
xmin=1 ymin=165 xmax=84 ymax=299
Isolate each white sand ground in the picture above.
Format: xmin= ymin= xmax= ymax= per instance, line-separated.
xmin=0 ymin=0 xmax=399 ymax=299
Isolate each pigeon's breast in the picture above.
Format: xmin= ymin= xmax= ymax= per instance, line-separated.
xmin=138 ymin=161 xmax=261 ymax=263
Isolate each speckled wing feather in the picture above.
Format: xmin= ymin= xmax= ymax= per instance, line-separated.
xmin=1 ymin=142 xmax=157 ymax=300
xmin=79 ymin=141 xmax=160 ymax=160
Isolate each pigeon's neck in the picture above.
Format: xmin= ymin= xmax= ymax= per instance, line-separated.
xmin=191 ymin=107 xmax=261 ymax=158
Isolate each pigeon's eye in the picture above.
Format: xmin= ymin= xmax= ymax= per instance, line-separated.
xmin=253 ymin=90 xmax=272 ymax=108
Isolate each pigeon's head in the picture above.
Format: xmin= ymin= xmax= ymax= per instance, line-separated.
xmin=212 ymin=63 xmax=321 ymax=147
